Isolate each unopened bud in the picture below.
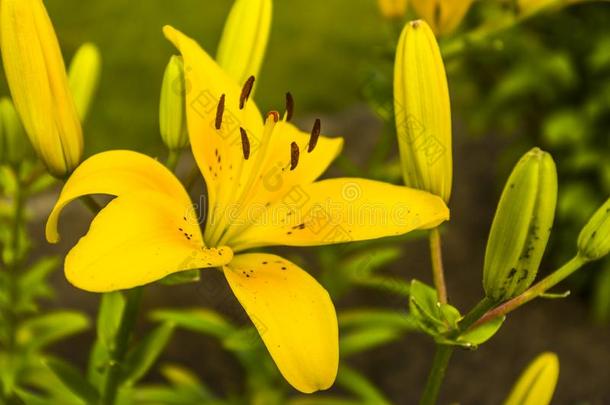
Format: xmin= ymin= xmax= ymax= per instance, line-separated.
xmin=68 ymin=43 xmax=102 ymax=122
xmin=216 ymin=0 xmax=272 ymax=88
xmin=0 ymin=0 xmax=83 ymax=177
xmin=394 ymin=20 xmax=452 ymax=202
xmin=159 ymin=56 xmax=189 ymax=150
xmin=577 ymin=197 xmax=610 ymax=261
xmin=503 ymin=352 xmax=559 ymax=405
xmin=0 ymin=98 xmax=34 ymax=165
xmin=483 ymin=148 xmax=558 ymax=302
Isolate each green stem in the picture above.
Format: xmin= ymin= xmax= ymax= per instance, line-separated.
xmin=458 ymin=297 xmax=497 ymax=332
xmin=419 ymin=344 xmax=454 ymax=405
xmin=100 ymin=287 xmax=142 ymax=405
xmin=165 ymin=149 xmax=181 ymax=172
xmin=429 ymin=228 xmax=447 ymax=304
xmin=474 ymin=255 xmax=587 ymax=328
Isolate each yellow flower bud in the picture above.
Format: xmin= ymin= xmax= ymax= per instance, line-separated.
xmin=504 ymin=352 xmax=559 ymax=405
xmin=410 ymin=0 xmax=474 ymax=36
xmin=159 ymin=56 xmax=188 ymax=150
xmin=394 ymin=20 xmax=452 ymax=202
xmin=577 ymin=197 xmax=610 ymax=261
xmin=0 ymin=98 xmax=34 ymax=166
xmin=68 ymin=43 xmax=102 ymax=122
xmin=216 ymin=0 xmax=272 ymax=88
xmin=0 ymin=0 xmax=83 ymax=177
xmin=377 ymin=0 xmax=408 ymax=20
xmin=483 ymin=148 xmax=558 ymax=302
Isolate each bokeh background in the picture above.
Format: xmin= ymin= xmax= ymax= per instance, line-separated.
xmin=2 ymin=0 xmax=609 ymax=403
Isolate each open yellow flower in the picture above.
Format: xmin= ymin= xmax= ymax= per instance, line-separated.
xmin=46 ymin=26 xmax=449 ymax=393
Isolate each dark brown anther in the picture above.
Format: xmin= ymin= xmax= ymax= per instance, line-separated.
xmin=267 ymin=111 xmax=280 ymax=123
xmin=290 ymin=141 xmax=300 ymax=171
xmin=285 ymin=92 xmax=294 ymax=121
xmin=308 ymin=118 xmax=321 ymax=153
xmin=240 ymin=127 xmax=251 ymax=160
xmin=240 ymin=75 xmax=255 ymax=109
xmin=215 ymin=94 xmax=225 ymax=130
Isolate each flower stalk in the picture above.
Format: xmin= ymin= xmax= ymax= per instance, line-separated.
xmin=429 ymin=228 xmax=447 ymax=304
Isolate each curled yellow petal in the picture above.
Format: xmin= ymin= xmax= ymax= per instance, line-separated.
xmin=216 ymin=0 xmax=272 ymax=88
xmin=504 ymin=352 xmax=559 ymax=405
xmin=65 ymin=190 xmax=233 ymax=292
xmin=394 ymin=20 xmax=452 ymax=202
xmin=224 ymin=253 xmax=338 ymax=393
xmin=410 ymin=0 xmax=473 ymax=36
xmin=231 ymin=178 xmax=449 ymax=251
xmin=46 ymin=150 xmax=192 ymax=243
xmin=0 ymin=0 xmax=83 ymax=177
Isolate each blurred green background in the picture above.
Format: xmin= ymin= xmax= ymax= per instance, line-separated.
xmin=0 ymin=0 xmax=389 ymax=156
xmin=1 ymin=0 xmax=610 ymax=403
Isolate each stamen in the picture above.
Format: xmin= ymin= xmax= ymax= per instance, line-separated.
xmin=308 ymin=118 xmax=321 ymax=153
xmin=215 ymin=94 xmax=225 ymax=130
xmin=240 ymin=127 xmax=251 ymax=160
xmin=267 ymin=111 xmax=280 ymax=123
xmin=290 ymin=141 xmax=300 ymax=171
xmin=285 ymin=92 xmax=294 ymax=121
xmin=240 ymin=76 xmax=255 ymax=109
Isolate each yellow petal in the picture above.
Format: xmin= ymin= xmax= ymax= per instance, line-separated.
xmin=377 ymin=0 xmax=408 ymax=20
xmin=410 ymin=0 xmax=473 ymax=36
xmin=230 ymin=178 xmax=449 ymax=250
xmin=217 ymin=121 xmax=344 ymax=246
xmin=504 ymin=352 xmax=559 ymax=405
xmin=394 ymin=20 xmax=452 ymax=202
xmin=46 ymin=150 xmax=191 ymax=243
xmin=216 ymin=0 xmax=272 ymax=87
xmin=163 ymin=25 xmax=264 ymax=242
xmin=65 ymin=191 xmax=233 ymax=292
xmin=0 ymin=0 xmax=83 ymax=177
xmin=224 ymin=253 xmax=338 ymax=393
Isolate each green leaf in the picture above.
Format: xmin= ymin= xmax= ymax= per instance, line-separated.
xmin=593 ymin=261 xmax=610 ymax=323
xmin=339 ymin=328 xmax=401 ymax=357
xmin=43 ymin=357 xmax=99 ymax=404
xmin=409 ymin=280 xmax=446 ymax=334
xmin=151 ymin=308 xmax=235 ymax=339
xmin=338 ymin=309 xmax=418 ymax=331
xmin=17 ymin=311 xmax=89 ymax=350
xmin=96 ymin=292 xmax=125 ymax=350
xmin=160 ymin=363 xmax=214 ymax=400
xmin=344 ymin=247 xmax=403 ymax=278
xmin=87 ymin=339 xmax=109 ymax=390
xmin=222 ymin=327 xmax=262 ymax=352
xmin=131 ymin=386 xmax=211 ymax=404
xmin=539 ymin=291 xmax=570 ymax=299
xmin=14 ymin=389 xmax=52 ymax=405
xmin=351 ymin=275 xmax=411 ymax=297
xmin=455 ymin=316 xmax=506 ymax=347
xmin=122 ymin=322 xmax=175 ymax=385
xmin=159 ymin=269 xmax=200 ymax=285
xmin=336 ymin=365 xmax=391 ymax=405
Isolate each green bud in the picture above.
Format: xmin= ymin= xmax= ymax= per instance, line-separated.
xmin=68 ymin=42 xmax=102 ymax=122
xmin=159 ymin=56 xmax=188 ymax=150
xmin=483 ymin=148 xmax=558 ymax=302
xmin=0 ymin=97 xmax=34 ymax=165
xmin=577 ymin=197 xmax=610 ymax=261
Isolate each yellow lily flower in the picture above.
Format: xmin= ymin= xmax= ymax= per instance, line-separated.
xmin=46 ymin=26 xmax=449 ymax=393
xmin=0 ymin=0 xmax=83 ymax=177
xmin=410 ymin=0 xmax=474 ymax=36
